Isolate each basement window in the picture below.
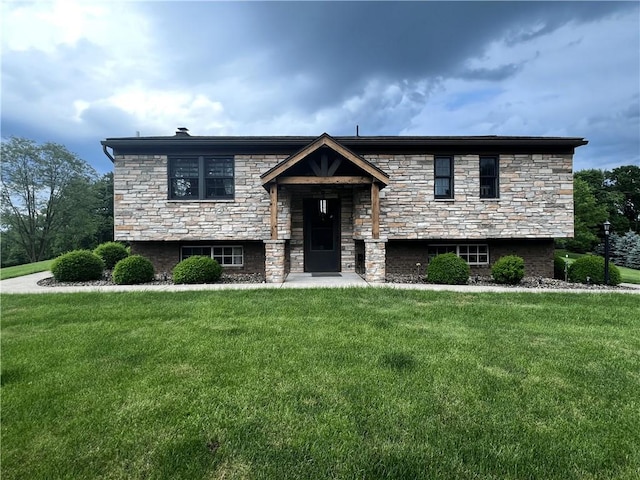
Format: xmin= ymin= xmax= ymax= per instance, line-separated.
xmin=427 ymin=244 xmax=489 ymax=265
xmin=181 ymin=245 xmax=244 ymax=266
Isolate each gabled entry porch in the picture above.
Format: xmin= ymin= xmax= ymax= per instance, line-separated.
xmin=261 ymin=133 xmax=389 ymax=283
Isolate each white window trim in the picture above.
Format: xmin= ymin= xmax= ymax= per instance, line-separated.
xmin=428 ymin=244 xmax=489 ymax=266
xmin=180 ymin=245 xmax=244 ymax=267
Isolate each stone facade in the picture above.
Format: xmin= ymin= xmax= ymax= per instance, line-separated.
xmin=111 ymin=138 xmax=577 ymax=282
xmin=365 ymin=239 xmax=387 ymax=282
xmin=264 ymin=240 xmax=286 ymax=283
xmin=367 ymin=153 xmax=573 ymax=240
xmin=114 ymin=154 xmax=286 ymax=241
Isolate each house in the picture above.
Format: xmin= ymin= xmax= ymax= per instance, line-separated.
xmin=101 ymin=130 xmax=587 ymax=282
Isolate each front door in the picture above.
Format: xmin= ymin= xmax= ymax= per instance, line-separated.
xmin=303 ymin=198 xmax=341 ymax=272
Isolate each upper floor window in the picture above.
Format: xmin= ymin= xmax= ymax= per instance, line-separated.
xmin=434 ymin=156 xmax=453 ymax=199
xmin=169 ymin=156 xmax=234 ymax=200
xmin=479 ymin=156 xmax=499 ymax=198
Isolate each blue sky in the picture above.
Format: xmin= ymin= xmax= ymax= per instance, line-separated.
xmin=1 ymin=1 xmax=638 ymax=174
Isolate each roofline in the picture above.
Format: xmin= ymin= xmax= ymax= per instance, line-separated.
xmin=102 ymin=135 xmax=588 ymax=147
xmin=101 ymin=135 xmax=588 ymax=161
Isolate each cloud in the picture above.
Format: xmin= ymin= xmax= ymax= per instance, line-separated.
xmin=1 ymin=1 xmax=638 ymax=173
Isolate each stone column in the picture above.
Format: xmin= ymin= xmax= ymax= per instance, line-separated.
xmin=364 ymin=238 xmax=387 ymax=283
xmin=264 ymin=240 xmax=286 ymax=283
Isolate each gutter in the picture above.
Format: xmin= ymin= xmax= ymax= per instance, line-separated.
xmin=102 ymin=144 xmax=115 ymax=163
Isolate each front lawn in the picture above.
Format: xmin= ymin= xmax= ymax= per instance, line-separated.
xmin=0 ymin=260 xmax=53 ymax=280
xmin=2 ymin=289 xmax=639 ymax=479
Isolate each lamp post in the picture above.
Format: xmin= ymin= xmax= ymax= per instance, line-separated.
xmin=603 ymin=220 xmax=611 ymax=285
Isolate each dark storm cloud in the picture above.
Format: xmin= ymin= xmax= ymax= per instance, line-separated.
xmin=143 ymin=1 xmax=634 ymax=112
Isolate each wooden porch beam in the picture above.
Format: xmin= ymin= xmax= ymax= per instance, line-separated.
xmin=277 ymin=176 xmax=372 ymax=185
xmin=371 ymin=182 xmax=380 ymax=239
xmin=270 ymin=183 xmax=278 ymax=240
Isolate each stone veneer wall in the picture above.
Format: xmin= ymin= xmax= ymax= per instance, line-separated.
xmin=364 ymin=239 xmax=387 ymax=282
xmin=264 ymin=240 xmax=286 ymax=283
xmin=385 ymin=239 xmax=555 ymax=278
xmin=130 ymin=240 xmax=265 ymax=276
xmin=114 ymin=154 xmax=287 ymax=241
xmin=358 ymin=153 xmax=573 ymax=240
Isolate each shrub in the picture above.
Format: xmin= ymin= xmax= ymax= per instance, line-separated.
xmin=172 ymin=256 xmax=222 ymax=284
xmin=568 ymin=255 xmax=621 ymax=285
xmin=112 ymin=255 xmax=154 ymax=285
xmin=491 ymin=255 xmax=525 ymax=285
xmin=554 ymin=255 xmax=569 ymax=280
xmin=94 ymin=242 xmax=129 ymax=269
xmin=51 ymin=250 xmax=104 ymax=282
xmin=426 ymin=253 xmax=469 ymax=285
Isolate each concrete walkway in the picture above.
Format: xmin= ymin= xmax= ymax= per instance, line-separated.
xmin=1 ymin=271 xmax=639 ymax=294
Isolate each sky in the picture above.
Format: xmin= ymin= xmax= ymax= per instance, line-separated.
xmin=1 ymin=0 xmax=639 ymax=175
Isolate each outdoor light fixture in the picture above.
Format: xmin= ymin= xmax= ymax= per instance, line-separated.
xmin=603 ymin=220 xmax=611 ymax=285
xmin=319 ymin=199 xmax=327 ymax=215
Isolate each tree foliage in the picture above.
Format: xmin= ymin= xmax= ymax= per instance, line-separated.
xmin=568 ymin=166 xmax=640 ymax=253
xmin=595 ymin=231 xmax=640 ymax=270
xmin=567 ymin=178 xmax=608 ymax=252
xmin=1 ymin=137 xmax=114 ymax=266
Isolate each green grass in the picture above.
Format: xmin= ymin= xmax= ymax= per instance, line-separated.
xmin=2 ymin=289 xmax=639 ymax=479
xmin=0 ymin=260 xmax=53 ymax=280
xmin=556 ymin=250 xmax=640 ymax=284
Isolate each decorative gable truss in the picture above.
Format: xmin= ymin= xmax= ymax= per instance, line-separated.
xmin=260 ymin=133 xmax=389 ymax=187
xmin=260 ymin=133 xmax=389 ymax=240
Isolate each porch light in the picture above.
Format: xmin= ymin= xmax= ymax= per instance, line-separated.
xmin=320 ymin=199 xmax=327 ymax=215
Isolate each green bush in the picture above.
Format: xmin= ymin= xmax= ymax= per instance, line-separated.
xmin=568 ymin=255 xmax=621 ymax=285
xmin=554 ymin=255 xmax=569 ymax=280
xmin=93 ymin=242 xmax=129 ymax=269
xmin=426 ymin=253 xmax=470 ymax=285
xmin=491 ymin=255 xmax=525 ymax=285
xmin=112 ymin=255 xmax=155 ymax=285
xmin=51 ymin=250 xmax=104 ymax=282
xmin=172 ymin=256 xmax=222 ymax=284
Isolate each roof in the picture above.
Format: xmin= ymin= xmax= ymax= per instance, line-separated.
xmin=101 ymin=133 xmax=588 ymax=160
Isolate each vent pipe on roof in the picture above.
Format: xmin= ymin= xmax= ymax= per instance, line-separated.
xmin=356 ymin=125 xmax=359 ymax=137
xmin=176 ymin=127 xmax=190 ymax=136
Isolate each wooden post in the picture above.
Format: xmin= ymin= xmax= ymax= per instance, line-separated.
xmin=371 ymin=182 xmax=380 ymax=239
xmin=270 ymin=183 xmax=278 ymax=240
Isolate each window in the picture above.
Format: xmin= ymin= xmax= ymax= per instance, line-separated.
xmin=181 ymin=245 xmax=244 ymax=267
xmin=213 ymin=246 xmax=244 ymax=266
xmin=169 ymin=156 xmax=234 ymax=200
xmin=434 ymin=156 xmax=453 ymax=199
xmin=181 ymin=246 xmax=212 ymax=259
xmin=428 ymin=244 xmax=489 ymax=266
xmin=479 ymin=156 xmax=499 ymax=198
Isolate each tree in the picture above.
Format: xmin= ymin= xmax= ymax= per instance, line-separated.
xmin=49 ymin=177 xmax=101 ymax=256
xmin=567 ymin=178 xmax=608 ymax=252
xmin=94 ymin=173 xmax=114 ymax=245
xmin=1 ymin=137 xmax=97 ymax=262
xmin=607 ymin=165 xmax=640 ymax=233
xmin=0 ymin=228 xmax=29 ymax=267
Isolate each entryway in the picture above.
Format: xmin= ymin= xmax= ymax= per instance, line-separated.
xmin=303 ymin=198 xmax=341 ymax=272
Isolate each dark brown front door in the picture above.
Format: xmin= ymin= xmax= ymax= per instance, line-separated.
xmin=303 ymin=198 xmax=340 ymax=272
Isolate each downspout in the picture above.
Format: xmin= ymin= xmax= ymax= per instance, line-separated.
xmin=102 ymin=145 xmax=115 ymax=163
